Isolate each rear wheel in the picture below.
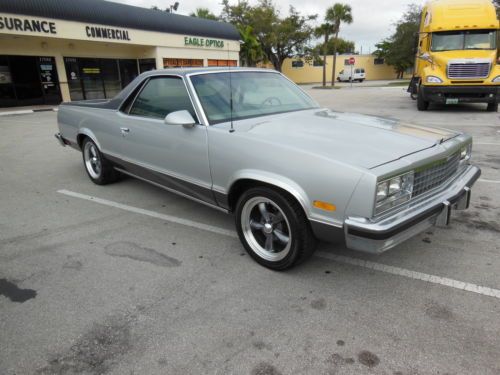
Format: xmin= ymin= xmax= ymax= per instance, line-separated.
xmin=487 ymin=102 xmax=498 ymax=112
xmin=235 ymin=187 xmax=317 ymax=270
xmin=417 ymin=86 xmax=429 ymax=111
xmin=82 ymin=138 xmax=120 ymax=185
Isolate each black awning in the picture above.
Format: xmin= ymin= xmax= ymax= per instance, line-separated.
xmin=0 ymin=0 xmax=240 ymax=41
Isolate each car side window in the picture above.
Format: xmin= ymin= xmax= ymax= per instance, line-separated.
xmin=129 ymin=76 xmax=197 ymax=120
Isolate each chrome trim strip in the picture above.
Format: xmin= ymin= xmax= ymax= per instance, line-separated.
xmin=104 ymin=151 xmax=212 ymax=190
xmin=308 ymin=217 xmax=344 ymax=229
xmin=115 ymin=168 xmax=229 ymax=214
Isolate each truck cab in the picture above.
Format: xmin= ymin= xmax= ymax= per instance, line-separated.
xmin=410 ymin=0 xmax=499 ymax=111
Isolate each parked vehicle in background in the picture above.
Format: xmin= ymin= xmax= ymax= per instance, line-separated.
xmin=408 ymin=0 xmax=499 ymax=111
xmin=56 ymin=68 xmax=480 ymax=270
xmin=338 ymin=67 xmax=365 ymax=82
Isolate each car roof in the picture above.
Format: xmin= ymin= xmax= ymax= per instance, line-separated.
xmin=141 ymin=67 xmax=278 ymax=78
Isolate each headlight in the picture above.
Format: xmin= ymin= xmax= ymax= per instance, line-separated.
xmin=375 ymin=171 xmax=414 ymax=215
xmin=460 ymin=143 xmax=472 ymax=161
xmin=426 ymin=76 xmax=443 ymax=83
xmin=492 ymin=76 xmax=500 ymax=83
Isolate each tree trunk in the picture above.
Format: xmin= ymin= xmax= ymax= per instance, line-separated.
xmin=322 ymin=34 xmax=328 ymax=87
xmin=331 ymin=31 xmax=339 ymax=87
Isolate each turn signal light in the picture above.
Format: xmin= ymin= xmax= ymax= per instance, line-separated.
xmin=313 ymin=200 xmax=336 ymax=211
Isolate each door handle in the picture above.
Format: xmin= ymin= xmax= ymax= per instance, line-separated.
xmin=120 ymin=127 xmax=130 ymax=136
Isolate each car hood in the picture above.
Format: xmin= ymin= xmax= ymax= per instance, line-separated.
xmin=238 ymin=109 xmax=460 ymax=169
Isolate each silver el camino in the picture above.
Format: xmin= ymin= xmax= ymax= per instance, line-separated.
xmin=55 ymin=68 xmax=480 ymax=270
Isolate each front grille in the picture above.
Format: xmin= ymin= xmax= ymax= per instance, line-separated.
xmin=448 ymin=63 xmax=490 ymax=79
xmin=413 ymin=152 xmax=460 ymax=197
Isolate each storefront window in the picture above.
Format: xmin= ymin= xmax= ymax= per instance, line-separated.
xmin=64 ymin=57 xmax=141 ymax=101
xmin=101 ymin=59 xmax=121 ymax=98
xmin=119 ymin=59 xmax=139 ymax=87
xmin=139 ymin=59 xmax=156 ymax=73
xmin=0 ymin=56 xmax=16 ymax=107
xmin=207 ymin=59 xmax=237 ymax=67
xmin=0 ymin=55 xmax=61 ymax=108
xmin=80 ymin=58 xmax=105 ymax=100
xmin=163 ymin=58 xmax=204 ymax=68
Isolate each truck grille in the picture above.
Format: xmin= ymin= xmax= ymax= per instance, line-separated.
xmin=413 ymin=152 xmax=460 ymax=197
xmin=448 ymin=62 xmax=490 ymax=79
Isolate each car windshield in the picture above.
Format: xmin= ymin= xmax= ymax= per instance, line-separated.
xmin=431 ymin=30 xmax=496 ymax=51
xmin=189 ymin=71 xmax=319 ymax=124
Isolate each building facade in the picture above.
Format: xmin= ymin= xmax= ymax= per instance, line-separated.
xmin=0 ymin=0 xmax=240 ymax=107
xmin=282 ymin=55 xmax=412 ymax=84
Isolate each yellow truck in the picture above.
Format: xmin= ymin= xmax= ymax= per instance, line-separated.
xmin=408 ymin=0 xmax=499 ymax=111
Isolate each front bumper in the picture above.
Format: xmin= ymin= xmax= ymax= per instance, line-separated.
xmin=421 ymin=85 xmax=499 ymax=104
xmin=344 ymin=165 xmax=481 ymax=254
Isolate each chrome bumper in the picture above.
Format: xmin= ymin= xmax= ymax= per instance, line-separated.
xmin=344 ymin=165 xmax=481 ymax=254
xmin=55 ymin=132 xmax=67 ymax=147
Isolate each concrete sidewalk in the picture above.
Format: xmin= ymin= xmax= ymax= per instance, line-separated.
xmin=0 ymin=105 xmax=59 ymax=116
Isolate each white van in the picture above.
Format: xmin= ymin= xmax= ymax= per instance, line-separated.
xmin=337 ymin=68 xmax=365 ymax=82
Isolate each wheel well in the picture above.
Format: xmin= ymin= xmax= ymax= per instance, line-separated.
xmin=227 ymin=179 xmax=305 ymax=214
xmin=76 ymin=134 xmax=88 ymax=150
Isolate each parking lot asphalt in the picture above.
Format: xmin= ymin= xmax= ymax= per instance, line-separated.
xmin=1 ymin=87 xmax=499 ymax=375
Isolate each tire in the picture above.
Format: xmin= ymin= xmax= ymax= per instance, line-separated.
xmin=235 ymin=186 xmax=317 ymax=270
xmin=417 ymin=86 xmax=429 ymax=111
xmin=337 ymin=77 xmax=341 ymax=82
xmin=359 ymin=79 xmax=365 ymax=83
xmin=81 ymin=137 xmax=120 ymax=185
xmin=486 ymin=102 xmax=498 ymax=112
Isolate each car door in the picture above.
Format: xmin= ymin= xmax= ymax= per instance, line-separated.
xmin=115 ymin=75 xmax=215 ymax=205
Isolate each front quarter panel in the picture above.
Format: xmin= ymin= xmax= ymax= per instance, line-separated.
xmin=207 ymin=122 xmax=365 ymax=227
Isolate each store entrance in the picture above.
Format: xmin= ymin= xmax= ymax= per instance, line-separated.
xmin=0 ymin=55 xmax=61 ymax=108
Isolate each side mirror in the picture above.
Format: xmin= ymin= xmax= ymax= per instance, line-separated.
xmin=164 ymin=110 xmax=196 ymax=127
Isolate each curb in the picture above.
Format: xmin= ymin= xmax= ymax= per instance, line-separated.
xmin=0 ymin=107 xmax=58 ymax=117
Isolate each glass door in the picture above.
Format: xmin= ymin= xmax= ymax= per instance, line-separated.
xmin=37 ymin=57 xmax=61 ymax=105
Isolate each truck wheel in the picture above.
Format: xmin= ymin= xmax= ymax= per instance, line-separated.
xmin=235 ymin=186 xmax=317 ymax=270
xmin=417 ymin=87 xmax=429 ymax=111
xmin=82 ymin=138 xmax=120 ymax=185
xmin=487 ymin=102 xmax=498 ymax=112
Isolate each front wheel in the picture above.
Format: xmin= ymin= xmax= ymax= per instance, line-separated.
xmin=235 ymin=187 xmax=317 ymax=270
xmin=487 ymin=102 xmax=498 ymax=112
xmin=417 ymin=86 xmax=429 ymax=111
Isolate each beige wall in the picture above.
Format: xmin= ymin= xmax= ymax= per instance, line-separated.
xmin=282 ymin=55 xmax=411 ymax=83
xmin=0 ymin=12 xmax=240 ymax=52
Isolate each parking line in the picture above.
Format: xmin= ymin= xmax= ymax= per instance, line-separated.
xmin=475 ymin=142 xmax=500 ymax=146
xmin=57 ymin=189 xmax=500 ymax=300
xmin=478 ymin=179 xmax=500 ymax=184
xmin=57 ymin=189 xmax=237 ymax=238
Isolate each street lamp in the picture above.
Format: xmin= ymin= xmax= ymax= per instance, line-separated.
xmin=167 ymin=2 xmax=179 ymax=13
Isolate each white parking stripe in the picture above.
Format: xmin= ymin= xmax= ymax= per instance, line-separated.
xmin=475 ymin=142 xmax=500 ymax=146
xmin=58 ymin=189 xmax=500 ymax=299
xmin=479 ymin=179 xmax=500 ymax=184
xmin=315 ymin=252 xmax=500 ymax=299
xmin=57 ymin=189 xmax=237 ymax=238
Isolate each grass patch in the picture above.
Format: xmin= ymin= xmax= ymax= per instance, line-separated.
xmin=388 ymin=81 xmax=410 ymax=86
xmin=312 ymin=86 xmax=342 ymax=90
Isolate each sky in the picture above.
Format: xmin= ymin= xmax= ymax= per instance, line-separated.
xmin=111 ymin=0 xmax=425 ymax=53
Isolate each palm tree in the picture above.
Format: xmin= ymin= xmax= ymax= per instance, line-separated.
xmin=189 ymin=8 xmax=218 ymax=21
xmin=314 ymin=23 xmax=335 ymax=87
xmin=325 ymin=3 xmax=353 ymax=86
xmin=239 ymin=25 xmax=264 ymax=67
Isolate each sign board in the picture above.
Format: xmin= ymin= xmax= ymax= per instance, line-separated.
xmin=348 ymin=57 xmax=355 ymax=65
xmin=184 ymin=36 xmax=224 ymax=49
